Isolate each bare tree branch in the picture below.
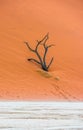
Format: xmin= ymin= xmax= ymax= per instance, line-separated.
xmin=43 ymin=33 xmax=49 ymax=46
xmin=39 ymin=33 xmax=49 ymax=44
xmin=24 ymin=33 xmax=54 ymax=71
xmin=36 ymin=51 xmax=43 ymax=64
xmin=47 ymin=57 xmax=54 ymax=69
xmin=28 ymin=58 xmax=41 ymax=65
xmin=35 ymin=40 xmax=41 ymax=51
xmin=43 ymin=44 xmax=54 ymax=67
xmin=47 ymin=44 xmax=55 ymax=48
xmin=24 ymin=41 xmax=43 ymax=64
xmin=43 ymin=47 xmax=48 ymax=67
xmin=24 ymin=42 xmax=35 ymax=52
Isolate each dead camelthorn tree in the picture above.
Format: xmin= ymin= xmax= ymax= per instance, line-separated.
xmin=24 ymin=33 xmax=54 ymax=71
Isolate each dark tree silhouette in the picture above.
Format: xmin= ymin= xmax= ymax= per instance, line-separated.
xmin=24 ymin=33 xmax=54 ymax=71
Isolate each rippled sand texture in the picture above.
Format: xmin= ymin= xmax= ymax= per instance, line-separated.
xmin=0 ymin=0 xmax=83 ymax=100
xmin=0 ymin=102 xmax=83 ymax=130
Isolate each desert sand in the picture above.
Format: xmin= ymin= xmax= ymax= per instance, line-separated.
xmin=0 ymin=0 xmax=83 ymax=101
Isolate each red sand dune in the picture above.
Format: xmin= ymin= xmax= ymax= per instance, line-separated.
xmin=0 ymin=0 xmax=83 ymax=101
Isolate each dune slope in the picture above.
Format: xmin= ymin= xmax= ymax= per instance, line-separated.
xmin=0 ymin=0 xmax=83 ymax=101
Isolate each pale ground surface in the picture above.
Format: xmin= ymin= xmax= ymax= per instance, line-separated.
xmin=0 ymin=101 xmax=83 ymax=130
xmin=0 ymin=0 xmax=83 ymax=100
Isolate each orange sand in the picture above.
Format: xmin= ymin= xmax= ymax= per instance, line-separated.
xmin=0 ymin=0 xmax=83 ymax=101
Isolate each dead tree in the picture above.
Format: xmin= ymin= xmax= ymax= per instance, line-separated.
xmin=24 ymin=33 xmax=54 ymax=71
